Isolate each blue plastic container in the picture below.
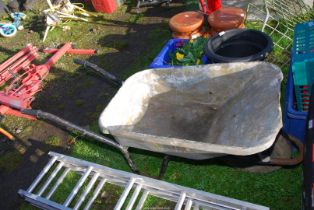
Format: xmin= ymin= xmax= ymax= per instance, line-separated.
xmin=283 ymin=68 xmax=308 ymax=142
xmin=149 ymin=38 xmax=209 ymax=68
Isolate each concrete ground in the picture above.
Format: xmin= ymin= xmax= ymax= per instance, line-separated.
xmin=222 ymin=0 xmax=264 ymax=9
xmin=223 ymin=0 xmax=313 ymax=9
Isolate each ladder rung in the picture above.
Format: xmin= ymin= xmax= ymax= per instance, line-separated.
xmin=175 ymin=192 xmax=186 ymax=210
xmin=46 ymin=167 xmax=71 ymax=199
xmin=114 ymin=178 xmax=136 ymax=210
xmin=193 ymin=204 xmax=199 ymax=210
xmin=83 ymin=178 xmax=107 ymax=210
xmin=38 ymin=162 xmax=64 ymax=196
xmin=27 ymin=156 xmax=58 ymax=193
xmin=184 ymin=199 xmax=193 ymax=210
xmin=73 ymin=172 xmax=100 ymax=210
xmin=126 ymin=183 xmax=142 ymax=210
xmin=63 ymin=166 xmax=93 ymax=207
xmin=135 ymin=190 xmax=150 ymax=210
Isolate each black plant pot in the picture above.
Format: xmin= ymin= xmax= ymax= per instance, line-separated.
xmin=205 ymin=29 xmax=273 ymax=63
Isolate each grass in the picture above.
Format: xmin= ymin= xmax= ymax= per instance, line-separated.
xmin=30 ymin=139 xmax=301 ymax=209
xmin=60 ymin=15 xmax=302 ymax=209
xmin=32 ymin=20 xmax=302 ymax=208
xmin=0 ymin=1 xmax=305 ymax=210
xmin=0 ymin=150 xmax=23 ymax=172
xmin=46 ymin=136 xmax=62 ymax=147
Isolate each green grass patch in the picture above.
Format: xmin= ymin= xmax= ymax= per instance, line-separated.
xmin=66 ymin=139 xmax=302 ymax=210
xmin=46 ymin=136 xmax=62 ymax=147
xmin=184 ymin=0 xmax=199 ymax=10
xmin=60 ymin=18 xmax=302 ymax=209
xmin=128 ymin=13 xmax=144 ymax=24
xmin=19 ymin=203 xmax=37 ymax=210
xmin=7 ymin=2 xmax=304 ymax=210
xmin=0 ymin=150 xmax=23 ymax=172
xmin=28 ymin=18 xmax=302 ymax=210
xmin=75 ymin=99 xmax=85 ymax=107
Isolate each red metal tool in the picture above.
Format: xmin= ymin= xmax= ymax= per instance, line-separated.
xmin=0 ymin=42 xmax=93 ymax=119
xmin=43 ymin=48 xmax=97 ymax=55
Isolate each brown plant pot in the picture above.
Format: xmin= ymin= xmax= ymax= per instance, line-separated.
xmin=208 ymin=7 xmax=246 ymax=35
xmin=169 ymin=11 xmax=204 ymax=39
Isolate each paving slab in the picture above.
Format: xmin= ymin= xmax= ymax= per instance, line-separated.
xmin=222 ymin=0 xmax=264 ymax=9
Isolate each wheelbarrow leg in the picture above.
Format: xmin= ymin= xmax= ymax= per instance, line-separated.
xmin=158 ymin=155 xmax=170 ymax=179
xmin=120 ymin=146 xmax=139 ymax=174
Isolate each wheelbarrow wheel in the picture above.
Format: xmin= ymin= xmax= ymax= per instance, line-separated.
xmin=240 ymin=134 xmax=292 ymax=173
xmin=222 ymin=133 xmax=294 ymax=173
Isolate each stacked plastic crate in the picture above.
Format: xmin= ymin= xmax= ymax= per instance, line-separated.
xmin=284 ymin=20 xmax=314 ymax=142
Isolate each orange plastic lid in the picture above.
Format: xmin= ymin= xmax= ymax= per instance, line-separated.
xmin=169 ymin=11 xmax=204 ymax=33
xmin=208 ymin=7 xmax=246 ymax=29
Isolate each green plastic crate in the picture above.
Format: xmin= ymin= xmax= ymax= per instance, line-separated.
xmin=293 ymin=21 xmax=314 ymax=62
xmin=292 ymin=20 xmax=314 ymax=111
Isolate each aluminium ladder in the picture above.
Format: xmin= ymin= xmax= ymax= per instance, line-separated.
xmin=19 ymin=152 xmax=269 ymax=210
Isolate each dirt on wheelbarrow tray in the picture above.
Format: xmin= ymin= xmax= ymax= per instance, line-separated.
xmin=0 ymin=2 xmax=185 ymax=209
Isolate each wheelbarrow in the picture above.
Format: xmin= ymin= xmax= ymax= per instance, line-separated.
xmin=20 ymin=61 xmax=302 ymax=176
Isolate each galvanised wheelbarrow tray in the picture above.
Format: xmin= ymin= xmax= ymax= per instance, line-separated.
xmin=99 ymin=62 xmax=282 ymax=160
xmin=24 ymin=61 xmax=290 ymax=175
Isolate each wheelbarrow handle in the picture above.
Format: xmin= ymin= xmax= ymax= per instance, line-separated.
xmin=21 ymin=109 xmax=118 ymax=148
xmin=74 ymin=59 xmax=123 ymax=88
xmin=21 ymin=108 xmax=139 ymax=173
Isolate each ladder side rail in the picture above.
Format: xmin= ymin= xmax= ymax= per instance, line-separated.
xmin=192 ymin=200 xmax=239 ymax=210
xmin=18 ymin=190 xmax=71 ymax=210
xmin=49 ymin=152 xmax=132 ymax=182
xmin=141 ymin=189 xmax=253 ymax=210
xmin=96 ymin=174 xmax=129 ymax=186
xmin=133 ymin=182 xmax=269 ymax=210
xmin=116 ymin=184 xmax=264 ymax=210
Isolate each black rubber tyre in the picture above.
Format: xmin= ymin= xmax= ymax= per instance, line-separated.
xmin=222 ymin=134 xmax=292 ymax=173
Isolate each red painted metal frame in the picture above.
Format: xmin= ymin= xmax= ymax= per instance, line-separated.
xmin=0 ymin=42 xmax=93 ymax=119
xmin=43 ymin=48 xmax=97 ymax=55
xmin=199 ymin=0 xmax=221 ymax=14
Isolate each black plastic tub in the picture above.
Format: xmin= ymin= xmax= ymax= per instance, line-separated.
xmin=204 ymin=29 xmax=273 ymax=63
